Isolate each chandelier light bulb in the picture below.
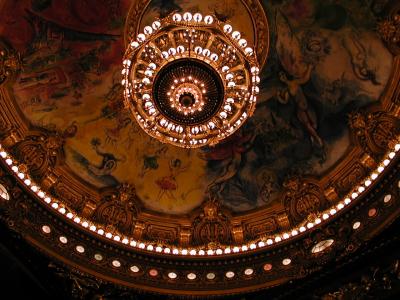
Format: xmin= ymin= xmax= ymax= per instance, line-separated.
xmin=245 ymin=47 xmax=254 ymax=55
xmin=210 ymin=53 xmax=218 ymax=61
xmin=226 ymin=73 xmax=234 ymax=80
xmin=161 ymin=51 xmax=169 ymax=59
xmin=177 ymin=45 xmax=185 ymax=53
xmin=137 ymin=33 xmax=146 ymax=42
xmin=193 ymin=13 xmax=202 ymax=22
xmin=152 ymin=20 xmax=161 ymax=30
xmin=232 ymin=31 xmax=241 ymax=40
xmin=194 ymin=46 xmax=202 ymax=55
xmin=168 ymin=47 xmax=177 ymax=55
xmin=239 ymin=38 xmax=248 ymax=47
xmin=144 ymin=26 xmax=153 ymax=35
xmin=173 ymin=13 xmax=182 ymax=22
xmin=224 ymin=24 xmax=233 ymax=33
xmin=204 ymin=15 xmax=214 ymax=24
xmin=130 ymin=41 xmax=139 ymax=48
xmin=202 ymin=48 xmax=211 ymax=57
xmin=183 ymin=12 xmax=193 ymax=21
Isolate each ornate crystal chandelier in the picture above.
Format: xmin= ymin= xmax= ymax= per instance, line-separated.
xmin=122 ymin=12 xmax=260 ymax=148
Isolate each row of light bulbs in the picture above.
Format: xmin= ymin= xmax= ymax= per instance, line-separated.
xmin=1 ymin=140 xmax=399 ymax=256
xmin=33 ymin=191 xmax=397 ymax=282
xmin=40 ymin=225 xmax=294 ymax=281
xmin=127 ymin=14 xmax=254 ymax=58
xmin=40 ymin=199 xmax=394 ymax=282
xmin=33 ymin=194 xmax=395 ymax=284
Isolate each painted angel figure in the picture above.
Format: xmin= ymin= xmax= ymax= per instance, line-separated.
xmin=275 ymin=11 xmax=323 ymax=148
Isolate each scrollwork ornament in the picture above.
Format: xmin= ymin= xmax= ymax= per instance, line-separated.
xmin=93 ymin=183 xmax=139 ymax=235
xmin=12 ymin=130 xmax=65 ymax=179
xmin=52 ymin=181 xmax=87 ymax=211
xmin=0 ymin=40 xmax=21 ymax=85
xmin=335 ymin=162 xmax=367 ymax=195
xmin=350 ymin=110 xmax=400 ymax=159
xmin=191 ymin=198 xmax=232 ymax=246
xmin=243 ymin=0 xmax=269 ymax=67
xmin=144 ymin=225 xmax=178 ymax=244
xmin=377 ymin=3 xmax=400 ymax=55
xmin=0 ymin=127 xmax=22 ymax=148
xmin=11 ymin=123 xmax=77 ymax=179
xmin=283 ymin=177 xmax=329 ymax=225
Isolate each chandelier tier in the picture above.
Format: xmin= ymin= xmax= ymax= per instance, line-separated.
xmin=122 ymin=12 xmax=260 ymax=148
xmin=153 ymin=58 xmax=224 ymax=125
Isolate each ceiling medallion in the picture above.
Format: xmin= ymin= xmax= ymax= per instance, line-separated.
xmin=122 ymin=12 xmax=260 ymax=148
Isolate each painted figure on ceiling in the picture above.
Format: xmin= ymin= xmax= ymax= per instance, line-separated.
xmin=342 ymin=31 xmax=380 ymax=85
xmin=155 ymin=158 xmax=190 ymax=202
xmin=88 ymin=138 xmax=125 ymax=177
xmin=275 ymin=11 xmax=324 ymax=148
xmin=140 ymin=145 xmax=168 ymax=176
xmin=70 ymin=138 xmax=122 ymax=186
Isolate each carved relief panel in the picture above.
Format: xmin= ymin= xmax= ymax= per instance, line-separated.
xmin=378 ymin=2 xmax=400 ymax=55
xmin=0 ymin=40 xmax=21 ymax=85
xmin=283 ymin=177 xmax=329 ymax=225
xmin=350 ymin=110 xmax=400 ymax=159
xmin=93 ymin=184 xmax=139 ymax=235
xmin=12 ymin=130 xmax=65 ymax=179
xmin=191 ymin=200 xmax=232 ymax=246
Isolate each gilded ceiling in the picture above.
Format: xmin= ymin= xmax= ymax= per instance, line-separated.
xmin=1 ymin=0 xmax=400 ymax=297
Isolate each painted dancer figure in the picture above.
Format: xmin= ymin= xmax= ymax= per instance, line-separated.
xmin=155 ymin=158 xmax=189 ymax=201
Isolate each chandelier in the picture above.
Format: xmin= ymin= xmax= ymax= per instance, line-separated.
xmin=122 ymin=12 xmax=260 ymax=148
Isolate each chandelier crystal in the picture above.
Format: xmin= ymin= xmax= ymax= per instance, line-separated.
xmin=122 ymin=12 xmax=260 ymax=148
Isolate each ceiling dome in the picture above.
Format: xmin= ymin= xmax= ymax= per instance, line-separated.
xmin=0 ymin=0 xmax=400 ymax=297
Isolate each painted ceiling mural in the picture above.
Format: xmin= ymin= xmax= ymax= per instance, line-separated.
xmin=0 ymin=0 xmax=394 ymax=214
